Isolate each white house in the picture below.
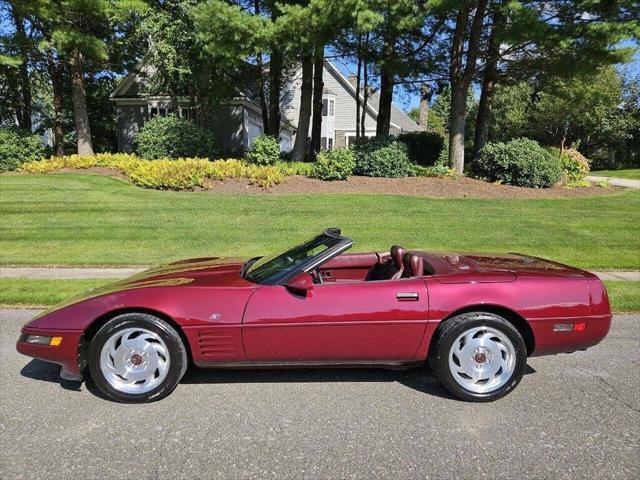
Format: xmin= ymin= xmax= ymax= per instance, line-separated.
xmin=110 ymin=60 xmax=423 ymax=156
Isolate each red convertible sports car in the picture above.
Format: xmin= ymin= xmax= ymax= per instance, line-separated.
xmin=17 ymin=228 xmax=612 ymax=403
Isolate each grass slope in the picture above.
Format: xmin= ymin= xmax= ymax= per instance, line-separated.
xmin=1 ymin=278 xmax=637 ymax=313
xmin=592 ymin=169 xmax=640 ymax=180
xmin=1 ymin=173 xmax=639 ymax=269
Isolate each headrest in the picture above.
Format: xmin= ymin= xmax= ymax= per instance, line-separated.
xmin=390 ymin=245 xmax=405 ymax=269
xmin=410 ymin=254 xmax=424 ymax=277
xmin=402 ymin=252 xmax=424 ymax=277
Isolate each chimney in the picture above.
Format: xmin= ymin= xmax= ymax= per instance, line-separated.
xmin=348 ymin=74 xmax=358 ymax=89
xmin=419 ymin=84 xmax=430 ymax=128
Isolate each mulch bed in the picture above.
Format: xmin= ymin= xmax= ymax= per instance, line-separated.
xmin=9 ymin=168 xmax=622 ymax=199
xmin=204 ymin=175 xmax=621 ymax=199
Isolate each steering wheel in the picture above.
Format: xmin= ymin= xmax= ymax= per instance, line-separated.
xmin=311 ymin=268 xmax=324 ymax=284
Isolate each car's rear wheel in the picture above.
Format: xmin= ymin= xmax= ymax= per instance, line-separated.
xmin=88 ymin=313 xmax=188 ymax=403
xmin=429 ymin=312 xmax=527 ymax=402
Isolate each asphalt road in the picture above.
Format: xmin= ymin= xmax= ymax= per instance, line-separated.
xmin=1 ymin=310 xmax=638 ymax=480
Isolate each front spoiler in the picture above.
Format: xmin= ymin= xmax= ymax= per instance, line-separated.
xmin=16 ymin=326 xmax=84 ymax=380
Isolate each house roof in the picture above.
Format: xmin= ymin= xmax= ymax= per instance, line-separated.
xmin=323 ymin=61 xmax=423 ymax=133
xmin=111 ymin=58 xmax=423 ymax=134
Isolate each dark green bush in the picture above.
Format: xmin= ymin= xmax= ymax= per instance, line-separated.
xmin=397 ymin=130 xmax=445 ymax=166
xmin=311 ymin=148 xmax=355 ymax=180
xmin=352 ymin=136 xmax=414 ymax=177
xmin=133 ymin=115 xmax=219 ymax=159
xmin=0 ymin=128 xmax=45 ymax=172
xmin=474 ymin=138 xmax=563 ymax=188
xmin=246 ymin=134 xmax=280 ymax=166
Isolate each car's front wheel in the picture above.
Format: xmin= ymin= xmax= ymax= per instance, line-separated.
xmin=429 ymin=312 xmax=527 ymax=402
xmin=88 ymin=313 xmax=188 ymax=403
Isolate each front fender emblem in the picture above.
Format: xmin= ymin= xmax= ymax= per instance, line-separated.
xmin=209 ymin=313 xmax=222 ymax=321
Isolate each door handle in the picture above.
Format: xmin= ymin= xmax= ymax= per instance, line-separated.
xmin=396 ymin=292 xmax=419 ymax=301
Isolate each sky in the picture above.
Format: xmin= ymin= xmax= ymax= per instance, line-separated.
xmin=334 ymin=40 xmax=640 ymax=112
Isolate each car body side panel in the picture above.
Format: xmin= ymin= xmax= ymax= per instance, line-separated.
xmin=422 ymin=276 xmax=611 ymax=357
xmin=22 ymin=284 xmax=257 ymax=371
xmin=242 ymin=279 xmax=429 ymax=362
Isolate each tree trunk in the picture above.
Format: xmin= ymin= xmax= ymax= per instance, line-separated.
xmin=355 ymin=42 xmax=362 ymax=139
xmin=292 ymin=55 xmax=313 ymax=162
xmin=449 ymin=83 xmax=467 ymax=174
xmin=419 ymin=84 xmax=430 ymax=128
xmin=361 ymin=55 xmax=368 ymax=137
xmin=447 ymin=0 xmax=488 ymax=173
xmin=310 ymin=46 xmax=324 ymax=155
xmin=11 ymin=5 xmax=31 ymax=131
xmin=254 ymin=0 xmax=269 ymax=132
xmin=376 ymin=64 xmax=393 ymax=136
xmin=256 ymin=54 xmax=270 ymax=133
xmin=46 ymin=49 xmax=65 ymax=156
xmin=70 ymin=49 xmax=94 ymax=156
xmin=267 ymin=46 xmax=282 ymax=138
xmin=473 ymin=7 xmax=503 ymax=157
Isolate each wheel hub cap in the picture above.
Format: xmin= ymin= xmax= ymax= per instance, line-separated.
xmin=448 ymin=326 xmax=516 ymax=394
xmin=100 ymin=327 xmax=170 ymax=394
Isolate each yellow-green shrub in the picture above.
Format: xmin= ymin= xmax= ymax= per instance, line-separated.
xmin=18 ymin=154 xmax=288 ymax=190
xmin=127 ymin=159 xmax=210 ymax=190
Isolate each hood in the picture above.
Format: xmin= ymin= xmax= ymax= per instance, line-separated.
xmin=422 ymin=252 xmax=594 ymax=284
xmin=33 ymin=257 xmax=252 ymax=319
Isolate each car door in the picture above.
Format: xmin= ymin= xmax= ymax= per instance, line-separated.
xmin=241 ymin=278 xmax=429 ymax=362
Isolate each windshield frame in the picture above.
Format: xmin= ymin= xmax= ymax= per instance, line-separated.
xmin=243 ymin=229 xmax=353 ymax=285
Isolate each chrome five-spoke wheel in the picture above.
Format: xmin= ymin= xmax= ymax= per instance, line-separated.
xmin=89 ymin=313 xmax=188 ymax=403
xmin=448 ymin=326 xmax=516 ymax=394
xmin=430 ymin=312 xmax=527 ymax=402
xmin=100 ymin=327 xmax=170 ymax=394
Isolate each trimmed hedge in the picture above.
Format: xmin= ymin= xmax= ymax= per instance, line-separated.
xmin=311 ymin=148 xmax=355 ymax=180
xmin=133 ymin=115 xmax=219 ymax=159
xmin=246 ymin=134 xmax=280 ymax=166
xmin=0 ymin=128 xmax=45 ymax=172
xmin=397 ymin=130 xmax=445 ymax=166
xmin=352 ymin=136 xmax=414 ymax=177
xmin=19 ymin=154 xmax=286 ymax=189
xmin=474 ymin=138 xmax=563 ymax=188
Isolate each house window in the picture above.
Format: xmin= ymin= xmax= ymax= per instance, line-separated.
xmin=321 ymin=137 xmax=327 ymax=149
xmin=329 ymin=100 xmax=334 ymax=116
xmin=322 ymin=99 xmax=328 ymax=116
xmin=328 ymin=137 xmax=333 ymax=150
xmin=347 ymin=136 xmax=356 ymax=147
xmin=150 ymin=107 xmax=158 ymax=117
xmin=159 ymin=107 xmax=166 ymax=116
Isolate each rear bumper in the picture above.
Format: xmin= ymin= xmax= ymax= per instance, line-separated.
xmin=16 ymin=326 xmax=83 ymax=379
xmin=529 ymin=313 xmax=612 ymax=356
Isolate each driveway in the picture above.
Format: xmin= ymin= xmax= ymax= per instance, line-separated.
xmin=586 ymin=175 xmax=640 ymax=189
xmin=1 ymin=310 xmax=638 ymax=479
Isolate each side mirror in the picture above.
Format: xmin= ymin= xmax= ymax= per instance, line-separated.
xmin=286 ymin=272 xmax=314 ymax=295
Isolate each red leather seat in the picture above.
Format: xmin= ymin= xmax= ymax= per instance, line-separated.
xmin=365 ymin=245 xmax=405 ymax=281
xmin=402 ymin=252 xmax=424 ymax=278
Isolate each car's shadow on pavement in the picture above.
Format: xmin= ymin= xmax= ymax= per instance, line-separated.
xmin=182 ymin=366 xmax=455 ymax=399
xmin=20 ymin=360 xmax=83 ymax=392
xmin=20 ymin=359 xmax=536 ymax=402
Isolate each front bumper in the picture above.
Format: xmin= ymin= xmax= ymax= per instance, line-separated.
xmin=16 ymin=326 xmax=84 ymax=380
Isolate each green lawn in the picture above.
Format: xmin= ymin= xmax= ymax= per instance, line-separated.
xmin=604 ymin=281 xmax=640 ymax=313
xmin=0 ymin=278 xmax=108 ymax=308
xmin=591 ymin=169 xmax=640 ymax=180
xmin=2 ymin=278 xmax=637 ymax=313
xmin=1 ymin=173 xmax=639 ymax=269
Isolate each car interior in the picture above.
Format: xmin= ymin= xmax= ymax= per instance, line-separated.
xmin=315 ymin=245 xmax=430 ymax=284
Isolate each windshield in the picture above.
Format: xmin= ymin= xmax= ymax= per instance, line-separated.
xmin=244 ymin=232 xmax=348 ymax=285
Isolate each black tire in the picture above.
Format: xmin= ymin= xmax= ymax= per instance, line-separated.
xmin=429 ymin=312 xmax=527 ymax=402
xmin=88 ymin=313 xmax=188 ymax=403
